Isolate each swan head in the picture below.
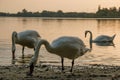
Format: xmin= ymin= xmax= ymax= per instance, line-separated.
xmin=85 ymin=30 xmax=91 ymax=38
xmin=12 ymin=31 xmax=17 ymax=41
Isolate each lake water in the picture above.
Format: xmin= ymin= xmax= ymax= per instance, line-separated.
xmin=0 ymin=17 xmax=120 ymax=66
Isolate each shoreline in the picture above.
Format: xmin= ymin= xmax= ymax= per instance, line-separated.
xmin=0 ymin=64 xmax=120 ymax=80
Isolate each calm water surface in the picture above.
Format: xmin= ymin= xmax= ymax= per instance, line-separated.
xmin=0 ymin=17 xmax=120 ymax=66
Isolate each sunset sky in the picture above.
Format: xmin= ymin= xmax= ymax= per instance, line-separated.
xmin=0 ymin=0 xmax=120 ymax=13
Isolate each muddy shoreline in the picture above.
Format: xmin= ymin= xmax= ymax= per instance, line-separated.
xmin=0 ymin=64 xmax=120 ymax=80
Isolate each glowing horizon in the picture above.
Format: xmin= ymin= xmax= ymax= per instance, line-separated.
xmin=0 ymin=0 xmax=120 ymax=13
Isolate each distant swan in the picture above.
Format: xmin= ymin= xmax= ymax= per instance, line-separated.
xmin=27 ymin=36 xmax=90 ymax=76
xmin=85 ymin=30 xmax=116 ymax=43
xmin=12 ymin=30 xmax=41 ymax=60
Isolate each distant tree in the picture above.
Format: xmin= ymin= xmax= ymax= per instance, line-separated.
xmin=98 ymin=5 xmax=101 ymax=11
xmin=118 ymin=7 xmax=120 ymax=12
xmin=22 ymin=9 xmax=28 ymax=13
xmin=96 ymin=6 xmax=120 ymax=18
xmin=56 ymin=10 xmax=63 ymax=17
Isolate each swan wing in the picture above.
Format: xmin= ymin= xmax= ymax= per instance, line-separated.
xmin=94 ymin=35 xmax=112 ymax=42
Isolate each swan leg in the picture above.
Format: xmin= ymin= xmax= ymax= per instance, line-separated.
xmin=27 ymin=63 xmax=34 ymax=76
xmin=70 ymin=59 xmax=74 ymax=72
xmin=34 ymin=48 xmax=35 ymax=51
xmin=12 ymin=49 xmax=15 ymax=60
xmin=22 ymin=46 xmax=25 ymax=59
xmin=61 ymin=57 xmax=64 ymax=72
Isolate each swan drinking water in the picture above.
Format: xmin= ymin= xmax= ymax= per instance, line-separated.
xmin=12 ymin=30 xmax=41 ymax=60
xmin=27 ymin=36 xmax=90 ymax=76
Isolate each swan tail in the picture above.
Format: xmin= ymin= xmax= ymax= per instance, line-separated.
xmin=112 ymin=34 xmax=116 ymax=41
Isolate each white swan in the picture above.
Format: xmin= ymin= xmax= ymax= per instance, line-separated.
xmin=12 ymin=30 xmax=41 ymax=60
xmin=85 ymin=30 xmax=116 ymax=43
xmin=27 ymin=36 xmax=90 ymax=76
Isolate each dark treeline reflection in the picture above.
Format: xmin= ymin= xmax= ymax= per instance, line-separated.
xmin=1 ymin=6 xmax=120 ymax=18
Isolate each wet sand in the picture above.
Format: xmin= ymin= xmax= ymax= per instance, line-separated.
xmin=0 ymin=64 xmax=120 ymax=80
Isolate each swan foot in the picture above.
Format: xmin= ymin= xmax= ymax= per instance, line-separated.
xmin=70 ymin=69 xmax=73 ymax=72
xmin=26 ymin=63 xmax=34 ymax=76
xmin=26 ymin=72 xmax=33 ymax=76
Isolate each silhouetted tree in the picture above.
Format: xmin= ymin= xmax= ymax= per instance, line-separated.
xmin=22 ymin=9 xmax=28 ymax=13
xmin=1 ymin=6 xmax=120 ymax=18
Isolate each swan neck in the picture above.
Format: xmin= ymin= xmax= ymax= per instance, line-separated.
xmin=43 ymin=40 xmax=55 ymax=53
xmin=86 ymin=31 xmax=93 ymax=49
xmin=12 ymin=31 xmax=17 ymax=52
xmin=30 ymin=39 xmax=54 ymax=66
xmin=89 ymin=31 xmax=93 ymax=49
xmin=89 ymin=31 xmax=93 ymax=43
xmin=35 ymin=39 xmax=55 ymax=57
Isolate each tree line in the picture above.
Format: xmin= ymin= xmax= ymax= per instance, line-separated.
xmin=96 ymin=6 xmax=120 ymax=18
xmin=1 ymin=6 xmax=120 ymax=18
